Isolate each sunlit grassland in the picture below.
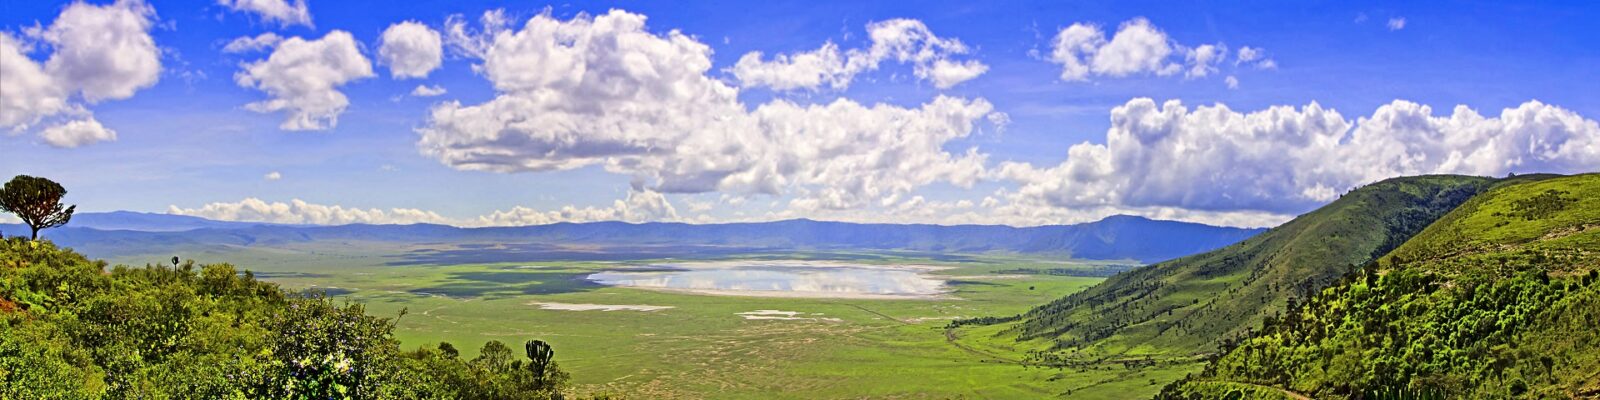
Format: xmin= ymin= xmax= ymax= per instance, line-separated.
xmin=101 ymin=244 xmax=1186 ymax=398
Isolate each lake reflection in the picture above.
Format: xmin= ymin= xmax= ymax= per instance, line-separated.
xmin=587 ymin=262 xmax=947 ymax=298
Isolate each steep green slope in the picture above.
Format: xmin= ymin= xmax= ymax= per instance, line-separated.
xmin=1163 ymin=173 xmax=1600 ymax=399
xmin=966 ymin=175 xmax=1493 ymax=361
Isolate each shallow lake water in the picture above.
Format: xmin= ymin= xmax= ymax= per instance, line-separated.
xmin=586 ymin=261 xmax=948 ymax=298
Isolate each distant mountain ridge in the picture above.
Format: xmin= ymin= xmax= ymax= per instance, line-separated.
xmin=2 ymin=212 xmax=1263 ymax=263
xmin=64 ymin=211 xmax=291 ymax=231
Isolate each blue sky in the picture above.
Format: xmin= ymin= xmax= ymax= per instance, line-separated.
xmin=2 ymin=0 xmax=1597 ymax=227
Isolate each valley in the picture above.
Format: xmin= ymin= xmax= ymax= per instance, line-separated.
xmin=98 ymin=244 xmax=1183 ymax=399
xmin=11 ymin=173 xmax=1597 ymax=399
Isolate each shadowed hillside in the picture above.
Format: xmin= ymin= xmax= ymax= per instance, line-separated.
xmin=1163 ymin=173 xmax=1600 ymax=399
xmin=969 ymin=175 xmax=1495 ymax=360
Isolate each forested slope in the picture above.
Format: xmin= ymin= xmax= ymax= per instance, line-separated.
xmin=0 ymin=239 xmax=581 ymax=399
xmin=966 ymin=175 xmax=1493 ymax=361
xmin=1163 ymin=173 xmax=1600 ymax=399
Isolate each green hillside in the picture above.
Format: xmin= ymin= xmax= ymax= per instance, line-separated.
xmin=1163 ymin=173 xmax=1600 ymax=398
xmin=961 ymin=175 xmax=1493 ymax=363
xmin=0 ymin=239 xmax=577 ymax=399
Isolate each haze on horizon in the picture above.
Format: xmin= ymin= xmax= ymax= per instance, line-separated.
xmin=2 ymin=0 xmax=1597 ymax=229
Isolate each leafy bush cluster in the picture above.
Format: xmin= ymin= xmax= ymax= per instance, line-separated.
xmin=1506 ymin=189 xmax=1576 ymax=221
xmin=0 ymin=238 xmax=577 ymax=399
xmin=1165 ymin=265 xmax=1600 ymax=399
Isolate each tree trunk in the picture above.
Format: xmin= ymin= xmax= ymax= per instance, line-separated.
xmin=31 ymin=225 xmax=39 ymax=240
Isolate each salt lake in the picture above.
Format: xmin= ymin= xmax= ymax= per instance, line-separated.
xmin=586 ymin=260 xmax=950 ymax=299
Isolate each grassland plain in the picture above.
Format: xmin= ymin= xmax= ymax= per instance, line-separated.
xmin=101 ymin=244 xmax=1176 ymax=399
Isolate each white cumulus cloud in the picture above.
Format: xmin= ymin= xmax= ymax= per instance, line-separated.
xmin=168 ymin=189 xmax=681 ymax=227
xmin=1049 ymin=18 xmax=1262 ymax=83
xmin=442 ymin=9 xmax=510 ymax=59
xmin=217 ymin=0 xmax=312 ymax=28
xmin=1184 ymin=43 xmax=1224 ymax=78
xmin=998 ymin=98 xmax=1600 ymax=216
xmin=235 ymin=30 xmax=374 ymax=131
xmin=377 ymin=21 xmax=443 ymax=79
xmin=169 ymin=198 xmax=450 ymax=225
xmin=410 ymin=84 xmax=446 ymax=97
xmin=39 ymin=117 xmax=117 ymax=148
xmin=223 ymin=32 xmax=282 ymax=53
xmin=0 ymin=0 xmax=160 ymax=148
xmin=470 ymin=189 xmax=680 ymax=226
xmin=1234 ymin=46 xmax=1276 ymax=70
xmin=0 ymin=33 xmax=69 ymax=130
xmin=264 ymin=171 xmax=282 ymax=181
xmin=418 ymin=10 xmax=1002 ymax=210
xmin=40 ymin=0 xmax=162 ymax=102
xmin=731 ymin=18 xmax=987 ymax=90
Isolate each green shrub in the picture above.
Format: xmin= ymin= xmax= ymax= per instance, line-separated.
xmin=0 ymin=238 xmax=574 ymax=399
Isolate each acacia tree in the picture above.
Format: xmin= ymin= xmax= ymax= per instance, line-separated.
xmin=0 ymin=175 xmax=77 ymax=240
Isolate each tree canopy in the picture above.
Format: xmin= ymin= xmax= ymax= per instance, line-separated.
xmin=0 ymin=175 xmax=77 ymax=240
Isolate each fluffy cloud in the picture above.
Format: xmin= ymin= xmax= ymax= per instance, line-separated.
xmin=40 ymin=0 xmax=162 ymax=102
xmin=217 ymin=0 xmax=311 ymax=28
xmin=223 ymin=32 xmax=282 ymax=53
xmin=926 ymin=59 xmax=989 ymax=88
xmin=168 ymin=198 xmax=450 ymax=225
xmin=1184 ymin=44 xmax=1224 ymax=78
xmin=741 ymin=98 xmax=993 ymax=209
xmin=470 ymin=189 xmax=679 ymax=226
xmin=1234 ymin=46 xmax=1276 ymax=70
xmin=1049 ymin=18 xmax=1262 ymax=82
xmin=1341 ymin=100 xmax=1599 ymax=179
xmin=410 ymin=84 xmax=446 ymax=97
xmin=442 ymin=9 xmax=510 ymax=59
xmin=999 ymin=98 xmax=1600 ymax=216
xmin=1236 ymin=46 xmax=1262 ymax=63
xmin=235 ymin=30 xmax=374 ymax=131
xmin=1051 ymin=19 xmax=1175 ymax=80
xmin=168 ymin=189 xmax=679 ymax=227
xmin=377 ymin=21 xmax=443 ymax=79
xmin=264 ymin=171 xmax=282 ymax=181
xmin=0 ymin=33 xmax=68 ymax=130
xmin=0 ymin=0 xmax=159 ymax=148
xmin=731 ymin=18 xmax=987 ymax=90
xmin=39 ymin=117 xmax=117 ymax=148
xmin=418 ymin=10 xmax=1002 ymax=210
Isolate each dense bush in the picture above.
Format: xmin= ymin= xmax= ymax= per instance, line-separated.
xmin=0 ymin=238 xmax=575 ymax=399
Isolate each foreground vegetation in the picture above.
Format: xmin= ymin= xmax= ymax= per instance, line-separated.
xmin=0 ymin=238 xmax=571 ymax=399
xmin=1163 ymin=174 xmax=1600 ymax=398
